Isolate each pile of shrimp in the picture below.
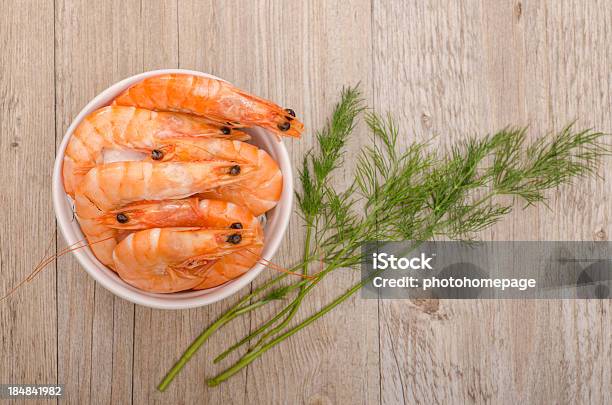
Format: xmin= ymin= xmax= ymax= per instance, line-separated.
xmin=62 ymin=74 xmax=303 ymax=293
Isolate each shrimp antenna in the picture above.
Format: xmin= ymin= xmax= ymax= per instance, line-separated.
xmin=0 ymin=236 xmax=114 ymax=302
xmin=244 ymin=249 xmax=315 ymax=280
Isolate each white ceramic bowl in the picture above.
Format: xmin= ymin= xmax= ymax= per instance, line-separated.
xmin=52 ymin=69 xmax=293 ymax=309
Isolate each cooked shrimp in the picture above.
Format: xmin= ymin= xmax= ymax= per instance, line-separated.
xmin=100 ymin=137 xmax=282 ymax=215
xmin=113 ymin=228 xmax=259 ymax=293
xmin=74 ymin=161 xmax=254 ymax=268
xmin=98 ymin=198 xmax=260 ymax=231
xmin=163 ymin=138 xmax=282 ymax=215
xmin=99 ymin=198 xmax=264 ymax=289
xmin=113 ymin=74 xmax=304 ymax=138
xmin=62 ymin=105 xmax=249 ymax=196
xmin=193 ymin=248 xmax=262 ymax=290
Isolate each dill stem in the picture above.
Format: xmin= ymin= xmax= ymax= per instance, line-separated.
xmin=250 ymin=231 xmax=367 ymax=354
xmin=303 ymin=225 xmax=313 ymax=277
xmin=215 ymin=226 xmax=325 ymax=362
xmin=158 ymin=264 xmax=303 ymax=391
xmin=208 ymin=245 xmax=356 ymax=384
xmin=213 ymin=294 xmax=298 ymax=363
xmin=249 ymin=223 xmax=315 ymax=350
xmin=207 ymin=266 xmax=382 ymax=387
xmin=213 ymin=230 xmax=323 ymax=365
xmin=157 ymin=300 xmax=262 ymax=392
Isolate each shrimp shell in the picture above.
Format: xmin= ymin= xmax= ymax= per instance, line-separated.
xmin=74 ymin=161 xmax=255 ymax=267
xmin=99 ymin=198 xmax=264 ymax=290
xmin=113 ymin=228 xmax=259 ymax=293
xmin=113 ymin=74 xmax=304 ymax=138
xmin=164 ymin=138 xmax=282 ymax=215
xmin=62 ymin=106 xmax=249 ymax=196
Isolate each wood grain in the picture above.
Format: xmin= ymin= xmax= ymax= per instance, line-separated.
xmin=130 ymin=3 xmax=255 ymax=404
xmin=373 ymin=1 xmax=612 ymax=404
xmin=235 ymin=2 xmax=379 ymax=404
xmin=54 ymin=0 xmax=177 ymax=403
xmin=0 ymin=1 xmax=56 ymax=405
xmin=0 ymin=1 xmax=610 ymax=404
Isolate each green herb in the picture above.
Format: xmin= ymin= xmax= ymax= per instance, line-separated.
xmin=158 ymin=86 xmax=608 ymax=391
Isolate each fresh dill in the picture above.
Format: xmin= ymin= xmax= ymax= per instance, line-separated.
xmin=157 ymin=86 xmax=608 ymax=391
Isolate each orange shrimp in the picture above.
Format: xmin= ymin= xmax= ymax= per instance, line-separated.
xmin=62 ymin=105 xmax=249 ymax=197
xmin=74 ymin=161 xmax=255 ymax=268
xmin=112 ymin=228 xmax=259 ymax=293
xmin=72 ymin=134 xmax=281 ymax=216
xmin=113 ymin=74 xmax=304 ymax=138
xmin=161 ymin=138 xmax=283 ymax=215
xmin=99 ymin=198 xmax=264 ymax=290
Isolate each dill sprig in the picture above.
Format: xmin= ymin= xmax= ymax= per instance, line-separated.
xmin=297 ymin=86 xmax=365 ymax=224
xmin=157 ymin=86 xmax=608 ymax=391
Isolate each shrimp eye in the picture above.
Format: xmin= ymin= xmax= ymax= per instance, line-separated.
xmin=116 ymin=213 xmax=129 ymax=223
xmin=285 ymin=108 xmax=296 ymax=120
xmin=229 ymin=165 xmax=241 ymax=175
xmin=230 ymin=222 xmax=243 ymax=229
xmin=151 ymin=149 xmax=164 ymax=160
xmin=227 ymin=233 xmax=242 ymax=244
xmin=278 ymin=122 xmax=291 ymax=131
xmin=221 ymin=126 xmax=231 ymax=135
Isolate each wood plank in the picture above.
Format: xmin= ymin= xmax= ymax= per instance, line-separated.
xmin=238 ymin=2 xmax=379 ymax=403
xmin=131 ymin=2 xmax=253 ymax=404
xmin=229 ymin=0 xmax=380 ymax=403
xmin=54 ymin=1 xmax=177 ymax=403
xmin=373 ymin=1 xmax=611 ymax=403
xmin=519 ymin=2 xmax=611 ymax=403
xmin=0 ymin=1 xmax=56 ymax=404
xmin=124 ymin=3 xmax=234 ymax=405
xmin=373 ymin=3 xmax=497 ymax=402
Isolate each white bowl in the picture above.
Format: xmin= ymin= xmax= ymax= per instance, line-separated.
xmin=52 ymin=69 xmax=293 ymax=309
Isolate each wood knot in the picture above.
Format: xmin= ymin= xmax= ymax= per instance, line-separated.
xmin=410 ymin=298 xmax=440 ymax=315
xmin=594 ymin=229 xmax=607 ymax=240
xmin=514 ymin=2 xmax=522 ymax=20
xmin=421 ymin=113 xmax=432 ymax=129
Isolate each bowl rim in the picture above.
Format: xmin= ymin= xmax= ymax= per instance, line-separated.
xmin=52 ymin=69 xmax=293 ymax=309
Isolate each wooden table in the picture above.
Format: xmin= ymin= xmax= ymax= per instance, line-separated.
xmin=1 ymin=1 xmax=610 ymax=404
